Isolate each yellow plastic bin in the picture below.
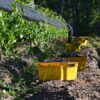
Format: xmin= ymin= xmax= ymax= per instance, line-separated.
xmin=64 ymin=56 xmax=87 ymax=71
xmin=66 ymin=43 xmax=81 ymax=52
xmin=37 ymin=62 xmax=78 ymax=81
xmin=74 ymin=37 xmax=88 ymax=46
xmin=66 ymin=37 xmax=88 ymax=53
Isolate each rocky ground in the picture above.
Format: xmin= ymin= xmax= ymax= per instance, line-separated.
xmin=0 ymin=37 xmax=100 ymax=100
xmin=25 ymin=44 xmax=100 ymax=100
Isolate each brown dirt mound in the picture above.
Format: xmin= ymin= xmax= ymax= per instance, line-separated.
xmin=25 ymin=46 xmax=100 ymax=100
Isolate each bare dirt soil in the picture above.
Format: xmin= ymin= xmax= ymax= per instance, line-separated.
xmin=25 ymin=45 xmax=100 ymax=100
xmin=0 ymin=40 xmax=100 ymax=100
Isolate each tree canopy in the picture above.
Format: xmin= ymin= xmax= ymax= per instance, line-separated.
xmin=37 ymin=0 xmax=100 ymax=36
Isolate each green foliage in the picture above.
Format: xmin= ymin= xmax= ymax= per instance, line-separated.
xmin=35 ymin=6 xmax=66 ymax=24
xmin=39 ymin=0 xmax=100 ymax=35
xmin=0 ymin=1 xmax=67 ymax=55
xmin=89 ymin=9 xmax=100 ymax=34
xmin=15 ymin=0 xmax=33 ymax=4
xmin=1 ymin=56 xmax=39 ymax=98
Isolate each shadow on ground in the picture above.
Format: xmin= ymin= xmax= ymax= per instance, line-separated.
xmin=25 ymin=89 xmax=74 ymax=100
xmin=0 ymin=57 xmax=27 ymax=77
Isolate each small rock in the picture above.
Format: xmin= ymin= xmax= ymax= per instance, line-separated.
xmin=2 ymin=75 xmax=12 ymax=84
xmin=3 ymin=89 xmax=7 ymax=94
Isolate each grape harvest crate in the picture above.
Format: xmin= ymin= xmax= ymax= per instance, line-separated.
xmin=37 ymin=62 xmax=78 ymax=81
xmin=74 ymin=37 xmax=88 ymax=46
xmin=64 ymin=56 xmax=87 ymax=71
xmin=66 ymin=37 xmax=88 ymax=52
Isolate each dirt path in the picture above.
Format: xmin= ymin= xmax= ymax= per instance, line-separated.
xmin=25 ymin=44 xmax=100 ymax=100
xmin=0 ymin=39 xmax=100 ymax=100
